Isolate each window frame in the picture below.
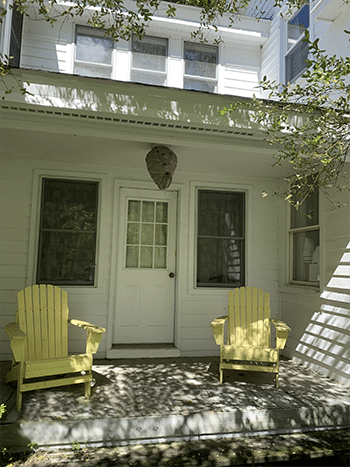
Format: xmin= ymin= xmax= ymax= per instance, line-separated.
xmin=183 ymin=41 xmax=218 ymax=93
xmin=288 ymin=187 xmax=320 ymax=287
xmin=28 ymin=172 xmax=106 ymax=291
xmin=74 ymin=25 xmax=114 ymax=79
xmin=284 ymin=2 xmax=310 ymax=83
xmin=130 ymin=34 xmax=169 ymax=87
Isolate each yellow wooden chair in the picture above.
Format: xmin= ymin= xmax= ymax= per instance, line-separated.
xmin=5 ymin=284 xmax=106 ymax=411
xmin=211 ymin=287 xmax=290 ymax=388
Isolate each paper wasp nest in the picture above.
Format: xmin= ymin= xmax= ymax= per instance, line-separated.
xmin=145 ymin=146 xmax=178 ymax=190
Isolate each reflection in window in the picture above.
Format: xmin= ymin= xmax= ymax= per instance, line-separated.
xmin=285 ymin=3 xmax=309 ymax=82
xmin=74 ymin=26 xmax=113 ymax=79
xmin=184 ymin=42 xmax=218 ymax=93
xmin=197 ymin=190 xmax=245 ymax=287
xmin=131 ymin=35 xmax=168 ymax=86
xmin=37 ymin=179 xmax=99 ymax=285
xmin=290 ymin=186 xmax=320 ymax=284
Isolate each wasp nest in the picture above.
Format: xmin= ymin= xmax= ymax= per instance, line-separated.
xmin=145 ymin=146 xmax=178 ymax=190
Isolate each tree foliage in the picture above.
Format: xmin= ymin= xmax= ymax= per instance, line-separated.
xmin=221 ymin=29 xmax=350 ymax=208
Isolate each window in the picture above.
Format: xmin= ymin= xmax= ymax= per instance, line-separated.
xmin=37 ymin=179 xmax=99 ymax=286
xmin=74 ymin=26 xmax=113 ymax=79
xmin=285 ymin=2 xmax=309 ymax=82
xmin=131 ymin=35 xmax=168 ymax=86
xmin=197 ymin=190 xmax=245 ymax=287
xmin=184 ymin=42 xmax=218 ymax=93
xmin=289 ymin=187 xmax=320 ymax=285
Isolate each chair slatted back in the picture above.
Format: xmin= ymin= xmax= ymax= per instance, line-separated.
xmin=16 ymin=285 xmax=69 ymax=361
xmin=228 ymin=286 xmax=270 ymax=348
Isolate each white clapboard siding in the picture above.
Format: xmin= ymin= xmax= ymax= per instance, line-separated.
xmin=224 ymin=65 xmax=260 ymax=97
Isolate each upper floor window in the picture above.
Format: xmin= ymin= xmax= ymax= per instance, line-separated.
xmin=285 ymin=2 xmax=309 ymax=83
xmin=37 ymin=178 xmax=99 ymax=286
xmin=289 ymin=186 xmax=320 ymax=285
xmin=75 ymin=26 xmax=113 ymax=79
xmin=197 ymin=190 xmax=245 ymax=287
xmin=131 ymin=35 xmax=168 ymax=86
xmin=184 ymin=42 xmax=218 ymax=93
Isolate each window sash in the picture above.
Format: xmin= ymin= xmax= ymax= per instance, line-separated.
xmin=75 ymin=26 xmax=113 ymax=78
xmin=131 ymin=35 xmax=168 ymax=86
xmin=184 ymin=42 xmax=218 ymax=93
xmin=197 ymin=190 xmax=245 ymax=288
xmin=37 ymin=179 xmax=99 ymax=286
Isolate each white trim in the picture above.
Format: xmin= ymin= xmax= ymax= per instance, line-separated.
xmin=188 ymin=180 xmax=253 ymax=296
xmin=27 ymin=169 xmax=108 ymax=293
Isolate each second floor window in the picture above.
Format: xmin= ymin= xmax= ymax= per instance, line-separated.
xmin=285 ymin=3 xmax=309 ymax=83
xmin=184 ymin=42 xmax=218 ymax=93
xmin=75 ymin=26 xmax=113 ymax=79
xmin=131 ymin=35 xmax=168 ymax=86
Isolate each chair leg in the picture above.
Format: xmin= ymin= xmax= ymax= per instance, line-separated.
xmin=275 ymin=373 xmax=279 ymax=389
xmin=16 ymin=363 xmax=25 ymax=412
xmin=84 ymin=381 xmax=91 ymax=399
xmin=219 ymin=368 xmax=223 ymax=383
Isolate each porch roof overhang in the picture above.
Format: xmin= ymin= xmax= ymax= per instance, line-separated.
xmin=0 ymin=68 xmax=291 ymax=178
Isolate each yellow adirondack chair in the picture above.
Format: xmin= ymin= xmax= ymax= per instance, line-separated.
xmin=5 ymin=284 xmax=106 ymax=411
xmin=211 ymin=287 xmax=290 ymax=388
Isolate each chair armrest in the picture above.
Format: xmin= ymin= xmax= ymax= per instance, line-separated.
xmin=69 ymin=319 xmax=106 ymax=334
xmin=210 ymin=316 xmax=228 ymax=346
xmin=271 ymin=319 xmax=291 ymax=350
xmin=5 ymin=323 xmax=26 ymax=361
xmin=69 ymin=319 xmax=106 ymax=354
xmin=5 ymin=322 xmax=26 ymax=340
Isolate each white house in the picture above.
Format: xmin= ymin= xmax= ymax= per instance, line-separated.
xmin=0 ymin=0 xmax=349 ymax=385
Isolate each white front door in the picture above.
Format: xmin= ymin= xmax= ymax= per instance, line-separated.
xmin=113 ymin=188 xmax=177 ymax=344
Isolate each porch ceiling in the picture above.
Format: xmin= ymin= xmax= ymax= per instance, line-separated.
xmin=0 ymin=126 xmax=289 ymax=179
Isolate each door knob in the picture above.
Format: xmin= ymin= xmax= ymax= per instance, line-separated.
xmin=169 ymin=272 xmax=175 ymax=278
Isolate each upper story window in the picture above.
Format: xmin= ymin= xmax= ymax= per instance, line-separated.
xmin=289 ymin=186 xmax=320 ymax=285
xmin=74 ymin=26 xmax=113 ymax=79
xmin=197 ymin=190 xmax=245 ymax=287
xmin=184 ymin=42 xmax=218 ymax=93
xmin=131 ymin=35 xmax=168 ymax=86
xmin=285 ymin=2 xmax=309 ymax=83
xmin=37 ymin=178 xmax=99 ymax=286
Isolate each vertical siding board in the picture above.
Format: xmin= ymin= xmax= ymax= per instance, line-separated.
xmin=32 ymin=285 xmax=43 ymax=360
xmin=47 ymin=285 xmax=55 ymax=359
xmin=40 ymin=284 xmax=49 ymax=360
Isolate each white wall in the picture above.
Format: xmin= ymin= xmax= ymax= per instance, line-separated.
xmin=19 ymin=7 xmax=267 ymax=97
xmin=0 ymin=125 xmax=281 ymax=361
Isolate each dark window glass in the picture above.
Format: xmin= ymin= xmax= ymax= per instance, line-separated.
xmin=197 ymin=190 xmax=245 ymax=287
xmin=37 ymin=179 xmax=98 ymax=286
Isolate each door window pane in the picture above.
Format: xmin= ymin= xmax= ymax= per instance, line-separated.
xmin=285 ymin=3 xmax=309 ymax=82
xmin=197 ymin=190 xmax=245 ymax=287
xmin=125 ymin=199 xmax=168 ymax=269
xmin=37 ymin=179 xmax=98 ymax=286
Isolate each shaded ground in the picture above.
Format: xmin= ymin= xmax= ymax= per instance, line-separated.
xmin=2 ymin=357 xmax=350 ymax=423
xmin=1 ymin=429 xmax=349 ymax=466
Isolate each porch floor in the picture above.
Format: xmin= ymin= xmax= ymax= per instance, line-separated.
xmin=1 ymin=357 xmax=349 ymax=451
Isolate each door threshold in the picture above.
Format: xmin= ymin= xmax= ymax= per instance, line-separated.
xmin=107 ymin=344 xmax=181 ymax=359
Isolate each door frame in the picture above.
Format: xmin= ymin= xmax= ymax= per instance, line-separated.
xmin=106 ymin=179 xmax=184 ymax=359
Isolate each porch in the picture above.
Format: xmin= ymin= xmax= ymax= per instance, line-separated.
xmin=1 ymin=356 xmax=349 ymax=452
